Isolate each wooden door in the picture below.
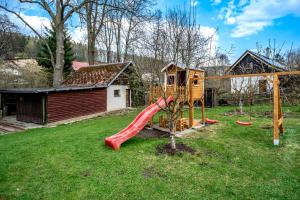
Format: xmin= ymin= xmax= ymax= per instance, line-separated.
xmin=126 ymin=89 xmax=130 ymax=107
xmin=204 ymin=88 xmax=213 ymax=107
xmin=16 ymin=94 xmax=45 ymax=124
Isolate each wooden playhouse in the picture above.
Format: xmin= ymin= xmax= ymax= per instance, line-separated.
xmin=149 ymin=62 xmax=205 ymax=131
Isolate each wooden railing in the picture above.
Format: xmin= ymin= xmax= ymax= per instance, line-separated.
xmin=149 ymin=85 xmax=187 ymax=103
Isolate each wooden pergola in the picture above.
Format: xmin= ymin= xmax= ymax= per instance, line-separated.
xmin=190 ymin=70 xmax=300 ymax=145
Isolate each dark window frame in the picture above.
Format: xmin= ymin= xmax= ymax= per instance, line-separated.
xmin=193 ymin=74 xmax=199 ymax=86
xmin=167 ymin=74 xmax=175 ymax=85
xmin=114 ymin=89 xmax=121 ymax=97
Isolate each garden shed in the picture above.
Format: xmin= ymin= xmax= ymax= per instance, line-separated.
xmin=0 ymin=62 xmax=136 ymax=125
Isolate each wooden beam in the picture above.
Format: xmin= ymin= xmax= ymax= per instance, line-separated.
xmin=192 ymin=70 xmax=300 ymax=81
xmin=278 ymin=117 xmax=283 ymax=126
xmin=273 ymin=74 xmax=279 ymax=145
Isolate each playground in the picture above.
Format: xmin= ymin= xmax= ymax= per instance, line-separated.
xmin=105 ymin=64 xmax=300 ymax=150
xmin=1 ymin=104 xmax=300 ymax=199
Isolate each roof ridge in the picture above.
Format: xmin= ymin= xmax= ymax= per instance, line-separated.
xmin=76 ymin=62 xmax=132 ymax=71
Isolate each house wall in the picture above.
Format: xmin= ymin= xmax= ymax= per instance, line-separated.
xmin=47 ymin=88 xmax=107 ymax=123
xmin=107 ymin=85 xmax=130 ymax=111
xmin=229 ymin=53 xmax=277 ymax=94
xmin=230 ymin=76 xmax=273 ymax=94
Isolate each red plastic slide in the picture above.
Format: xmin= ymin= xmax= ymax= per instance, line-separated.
xmin=104 ymin=96 xmax=173 ymax=150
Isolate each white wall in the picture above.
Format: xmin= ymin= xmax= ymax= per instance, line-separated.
xmin=231 ymin=76 xmax=273 ymax=94
xmin=107 ymin=85 xmax=130 ymax=111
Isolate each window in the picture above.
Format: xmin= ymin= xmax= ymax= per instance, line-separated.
xmin=167 ymin=75 xmax=175 ymax=85
xmin=114 ymin=89 xmax=120 ymax=97
xmin=193 ymin=74 xmax=199 ymax=86
xmin=259 ymin=80 xmax=267 ymax=94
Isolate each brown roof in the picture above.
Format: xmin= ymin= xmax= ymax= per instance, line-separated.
xmin=63 ymin=62 xmax=131 ymax=87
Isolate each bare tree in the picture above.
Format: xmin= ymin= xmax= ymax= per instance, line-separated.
xmin=0 ymin=0 xmax=90 ymax=86
xmin=79 ymin=0 xmax=113 ymax=65
xmin=0 ymin=14 xmax=19 ymax=59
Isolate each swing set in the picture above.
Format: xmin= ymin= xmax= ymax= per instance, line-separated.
xmin=149 ymin=62 xmax=299 ymax=145
xmin=192 ymin=70 xmax=300 ymax=145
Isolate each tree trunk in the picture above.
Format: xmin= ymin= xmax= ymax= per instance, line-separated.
xmin=170 ymin=135 xmax=176 ymax=150
xmin=115 ymin=23 xmax=121 ymax=62
xmin=170 ymin=116 xmax=176 ymax=150
xmin=107 ymin=50 xmax=111 ymax=63
xmin=87 ymin=35 xmax=95 ymax=65
xmin=239 ymin=98 xmax=243 ymax=114
xmin=86 ymin=2 xmax=95 ymax=65
xmin=123 ymin=19 xmax=133 ymax=61
xmin=53 ymin=22 xmax=65 ymax=87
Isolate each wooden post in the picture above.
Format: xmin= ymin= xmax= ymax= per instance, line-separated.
xmin=189 ymin=79 xmax=194 ymax=127
xmin=278 ymin=85 xmax=284 ymax=134
xmin=273 ymin=74 xmax=279 ymax=145
xmin=180 ymin=102 xmax=183 ymax=119
xmin=201 ymin=96 xmax=205 ymax=124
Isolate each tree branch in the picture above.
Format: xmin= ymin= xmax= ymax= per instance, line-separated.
xmin=0 ymin=5 xmax=55 ymax=69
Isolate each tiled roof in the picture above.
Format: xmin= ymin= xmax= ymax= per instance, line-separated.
xmin=63 ymin=62 xmax=131 ymax=87
xmin=250 ymin=51 xmax=287 ymax=69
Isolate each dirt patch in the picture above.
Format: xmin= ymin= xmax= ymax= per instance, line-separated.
xmin=283 ymin=112 xmax=300 ymax=118
xmin=143 ymin=167 xmax=165 ymax=178
xmin=255 ymin=111 xmax=273 ymax=118
xmin=80 ymin=170 xmax=90 ymax=177
xmin=261 ymin=124 xmax=273 ymax=129
xmin=137 ymin=128 xmax=170 ymax=138
xmin=0 ymin=196 xmax=7 ymax=200
xmin=182 ymin=123 xmax=223 ymax=139
xmin=156 ymin=142 xmax=196 ymax=156
xmin=223 ymin=111 xmax=236 ymax=116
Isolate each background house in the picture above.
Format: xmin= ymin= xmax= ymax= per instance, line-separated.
xmin=227 ymin=50 xmax=286 ymax=95
xmin=0 ymin=62 xmax=136 ymax=125
xmin=0 ymin=59 xmax=48 ymax=89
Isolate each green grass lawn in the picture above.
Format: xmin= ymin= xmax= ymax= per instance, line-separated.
xmin=1 ymin=105 xmax=300 ymax=199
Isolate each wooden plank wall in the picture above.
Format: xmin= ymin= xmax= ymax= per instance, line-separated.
xmin=188 ymin=70 xmax=204 ymax=100
xmin=47 ymin=88 xmax=107 ymax=123
xmin=16 ymin=94 xmax=45 ymax=124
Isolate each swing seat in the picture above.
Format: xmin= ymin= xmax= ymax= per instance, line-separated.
xmin=236 ymin=120 xmax=252 ymax=126
xmin=205 ymin=118 xmax=218 ymax=124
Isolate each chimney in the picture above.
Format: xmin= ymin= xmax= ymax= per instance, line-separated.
xmin=265 ymin=47 xmax=271 ymax=58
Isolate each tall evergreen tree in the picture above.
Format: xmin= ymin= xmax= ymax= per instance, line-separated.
xmin=37 ymin=26 xmax=75 ymax=80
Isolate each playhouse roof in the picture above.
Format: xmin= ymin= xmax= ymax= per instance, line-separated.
xmin=161 ymin=62 xmax=204 ymax=72
xmin=63 ymin=62 xmax=133 ymax=87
